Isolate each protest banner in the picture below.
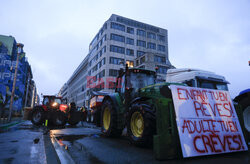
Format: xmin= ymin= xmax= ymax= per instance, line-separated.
xmin=170 ymin=85 xmax=248 ymax=157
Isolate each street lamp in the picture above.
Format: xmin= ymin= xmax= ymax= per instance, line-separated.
xmin=8 ymin=43 xmax=23 ymax=122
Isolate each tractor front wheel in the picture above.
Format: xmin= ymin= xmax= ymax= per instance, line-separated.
xmin=101 ymin=99 xmax=122 ymax=137
xmin=68 ymin=112 xmax=80 ymax=126
xmin=53 ymin=111 xmax=67 ymax=127
xmin=31 ymin=107 xmax=45 ymax=126
xmin=128 ymin=103 xmax=156 ymax=146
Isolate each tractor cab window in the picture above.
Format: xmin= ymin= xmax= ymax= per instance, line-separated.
xmin=54 ymin=98 xmax=62 ymax=104
xmin=120 ymin=75 xmax=126 ymax=94
xmin=43 ymin=97 xmax=49 ymax=105
xmin=128 ymin=72 xmax=155 ymax=90
xmin=115 ymin=75 xmax=125 ymax=94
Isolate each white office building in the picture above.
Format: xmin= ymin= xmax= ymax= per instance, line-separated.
xmin=60 ymin=14 xmax=173 ymax=107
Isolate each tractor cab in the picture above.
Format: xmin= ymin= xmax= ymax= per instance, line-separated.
xmin=115 ymin=66 xmax=156 ymax=105
xmin=42 ymin=95 xmax=62 ymax=109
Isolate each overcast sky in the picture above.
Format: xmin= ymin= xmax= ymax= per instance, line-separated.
xmin=1 ymin=0 xmax=249 ymax=98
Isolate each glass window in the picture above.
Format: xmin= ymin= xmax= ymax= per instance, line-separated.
xmin=157 ymin=45 xmax=166 ymax=52
xmin=109 ymin=69 xmax=119 ymax=77
xmin=127 ymin=27 xmax=134 ymax=34
xmin=110 ymin=33 xmax=125 ymax=42
xmin=126 ymin=38 xmax=134 ymax=45
xmin=140 ymin=56 xmax=145 ymax=64
xmin=128 ymin=72 xmax=155 ymax=89
xmin=102 ymin=46 xmax=106 ymax=54
xmin=102 ymin=34 xmax=106 ymax=43
xmin=101 ymin=57 xmax=106 ymax=66
xmin=137 ymin=40 xmax=146 ymax=47
xmin=126 ymin=49 xmax=134 ymax=56
xmin=137 ymin=29 xmax=146 ymax=37
xmin=154 ymin=55 xmax=166 ymax=64
xmin=109 ymin=57 xmax=125 ymax=65
xmin=111 ymin=22 xmax=125 ymax=31
xmin=137 ymin=51 xmax=145 ymax=57
xmin=126 ymin=61 xmax=134 ymax=67
xmin=157 ymin=35 xmax=165 ymax=42
xmin=147 ymin=42 xmax=156 ymax=49
xmin=147 ymin=32 xmax=156 ymax=39
xmin=43 ymin=97 xmax=49 ymax=105
xmin=110 ymin=45 xmax=125 ymax=54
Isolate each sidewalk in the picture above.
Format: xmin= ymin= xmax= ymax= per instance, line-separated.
xmin=0 ymin=117 xmax=23 ymax=131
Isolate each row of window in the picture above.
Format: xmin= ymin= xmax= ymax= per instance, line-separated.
xmin=110 ymin=22 xmax=165 ymax=42
xmin=90 ymin=23 xmax=107 ymax=47
xmin=109 ymin=57 xmax=124 ymax=65
xmin=96 ymin=69 xmax=105 ymax=80
xmin=91 ymin=58 xmax=106 ymax=74
xmin=110 ymin=33 xmax=134 ymax=45
xmin=96 ymin=35 xmax=106 ymax=51
xmin=154 ymin=55 xmax=166 ymax=64
xmin=89 ymin=46 xmax=106 ymax=67
xmin=116 ymin=16 xmax=160 ymax=33
xmin=109 ymin=45 xmax=135 ymax=56
xmin=137 ymin=40 xmax=165 ymax=51
xmin=109 ymin=33 xmax=165 ymax=52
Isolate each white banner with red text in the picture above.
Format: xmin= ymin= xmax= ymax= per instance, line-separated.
xmin=170 ymin=85 xmax=248 ymax=158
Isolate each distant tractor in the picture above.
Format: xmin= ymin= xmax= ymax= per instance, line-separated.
xmin=87 ymin=94 xmax=104 ymax=126
xmin=30 ymin=95 xmax=82 ymax=126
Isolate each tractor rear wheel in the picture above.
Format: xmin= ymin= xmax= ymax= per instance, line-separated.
xmin=101 ymin=99 xmax=122 ymax=137
xmin=243 ymin=106 xmax=250 ymax=133
xmin=128 ymin=103 xmax=156 ymax=146
xmin=53 ymin=111 xmax=67 ymax=126
xmin=68 ymin=112 xmax=80 ymax=126
xmin=31 ymin=107 xmax=45 ymax=126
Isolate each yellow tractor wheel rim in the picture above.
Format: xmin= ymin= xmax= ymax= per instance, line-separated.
xmin=103 ymin=107 xmax=111 ymax=131
xmin=130 ymin=111 xmax=144 ymax=138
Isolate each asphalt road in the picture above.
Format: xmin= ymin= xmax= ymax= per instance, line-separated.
xmin=0 ymin=121 xmax=249 ymax=164
xmin=51 ymin=122 xmax=250 ymax=164
xmin=0 ymin=121 xmax=46 ymax=164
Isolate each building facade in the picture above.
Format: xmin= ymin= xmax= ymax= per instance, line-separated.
xmin=60 ymin=14 xmax=173 ymax=107
xmin=0 ymin=35 xmax=37 ymax=115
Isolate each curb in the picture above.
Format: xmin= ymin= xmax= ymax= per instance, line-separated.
xmin=0 ymin=120 xmax=24 ymax=131
xmin=50 ymin=132 xmax=75 ymax=164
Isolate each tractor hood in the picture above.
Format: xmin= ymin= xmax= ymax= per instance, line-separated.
xmin=135 ymin=82 xmax=186 ymax=99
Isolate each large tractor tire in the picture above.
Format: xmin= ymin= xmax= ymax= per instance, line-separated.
xmin=31 ymin=107 xmax=45 ymax=126
xmin=243 ymin=106 xmax=250 ymax=133
xmin=101 ymin=99 xmax=122 ymax=137
xmin=52 ymin=111 xmax=67 ymax=126
xmin=128 ymin=103 xmax=156 ymax=146
xmin=68 ymin=112 xmax=81 ymax=126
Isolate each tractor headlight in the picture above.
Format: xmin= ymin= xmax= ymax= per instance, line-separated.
xmin=52 ymin=102 xmax=58 ymax=107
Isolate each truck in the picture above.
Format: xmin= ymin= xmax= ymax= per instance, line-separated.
xmin=30 ymin=95 xmax=82 ymax=126
xmin=166 ymin=68 xmax=229 ymax=90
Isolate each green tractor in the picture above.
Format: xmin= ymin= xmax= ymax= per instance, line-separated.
xmin=100 ymin=65 xmax=180 ymax=147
